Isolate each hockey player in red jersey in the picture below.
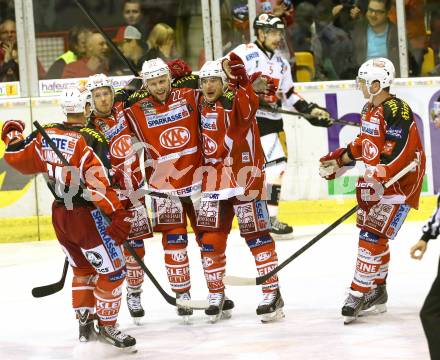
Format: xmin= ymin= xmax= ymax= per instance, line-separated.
xmin=197 ymin=54 xmax=284 ymax=323
xmin=230 ymin=13 xmax=332 ymax=239
xmin=86 ymin=73 xmax=153 ymax=325
xmin=122 ymin=58 xmax=203 ymax=320
xmin=1 ymin=88 xmax=136 ymax=349
xmin=319 ymin=58 xmax=426 ymax=324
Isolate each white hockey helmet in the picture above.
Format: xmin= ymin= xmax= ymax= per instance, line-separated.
xmin=253 ymin=13 xmax=285 ymax=30
xmin=86 ymin=73 xmax=114 ymax=111
xmin=141 ymin=58 xmax=171 ymax=82
xmin=199 ymin=60 xmax=228 ymax=86
xmin=357 ymin=58 xmax=395 ymax=95
xmin=60 ymin=87 xmax=87 ymax=115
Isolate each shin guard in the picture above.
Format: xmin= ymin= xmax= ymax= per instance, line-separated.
xmin=72 ymin=267 xmax=97 ymax=315
xmin=200 ymin=232 xmax=227 ymax=293
xmin=94 ymin=272 xmax=125 ymax=326
xmin=123 ymin=240 xmax=145 ymax=289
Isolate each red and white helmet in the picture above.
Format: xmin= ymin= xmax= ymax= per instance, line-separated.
xmin=141 ymin=58 xmax=170 ymax=82
xmin=357 ymin=58 xmax=395 ymax=96
xmin=60 ymin=87 xmax=87 ymax=115
xmin=199 ymin=60 xmax=228 ymax=85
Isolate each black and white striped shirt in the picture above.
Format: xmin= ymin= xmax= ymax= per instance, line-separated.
xmin=422 ymin=195 xmax=440 ymax=242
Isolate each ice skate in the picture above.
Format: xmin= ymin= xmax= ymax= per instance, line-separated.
xmin=256 ymin=289 xmax=285 ymax=323
xmin=98 ymin=325 xmax=136 ymax=352
xmin=205 ymin=292 xmax=225 ymax=323
xmin=342 ymin=288 xmax=366 ymax=324
xmin=77 ymin=309 xmax=96 ymax=342
xmin=361 ymin=284 xmax=388 ymax=315
xmin=126 ymin=287 xmax=144 ymax=325
xmin=176 ymin=291 xmax=193 ymax=324
xmin=222 ymin=297 xmax=234 ymax=319
xmin=270 ymin=217 xmax=294 ymax=240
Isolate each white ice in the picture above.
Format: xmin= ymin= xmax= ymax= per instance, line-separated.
xmin=0 ymin=221 xmax=437 ymax=360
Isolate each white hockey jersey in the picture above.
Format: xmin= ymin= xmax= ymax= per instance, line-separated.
xmin=230 ymin=42 xmax=302 ymax=120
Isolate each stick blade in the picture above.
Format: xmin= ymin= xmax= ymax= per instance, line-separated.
xmin=223 ymin=275 xmax=257 ymax=286
xmin=176 ymin=298 xmax=209 ymax=310
xmin=32 ymin=282 xmax=63 ymax=298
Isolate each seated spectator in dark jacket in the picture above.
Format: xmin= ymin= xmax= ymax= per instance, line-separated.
xmin=46 ymin=26 xmax=91 ymax=79
xmin=62 ymin=32 xmax=109 ymax=78
xmin=141 ymin=23 xmax=175 ymax=62
xmin=114 ymin=0 xmax=147 ymax=43
xmin=290 ymin=2 xmax=315 ymax=52
xmin=110 ymin=26 xmax=146 ymax=75
xmin=350 ymin=0 xmax=400 ymax=75
xmin=429 ymin=9 xmax=440 ymax=66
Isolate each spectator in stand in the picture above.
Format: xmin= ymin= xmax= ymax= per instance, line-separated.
xmin=351 ymin=0 xmax=400 ymax=75
xmin=62 ymin=32 xmax=109 ymax=79
xmin=429 ymin=10 xmax=440 ymax=66
xmin=0 ymin=0 xmax=14 ymax=24
xmin=114 ymin=0 xmax=147 ymax=44
xmin=332 ymin=0 xmax=365 ymax=33
xmin=141 ymin=23 xmax=175 ymax=62
xmin=290 ymin=1 xmax=316 ymax=52
xmin=110 ymin=26 xmax=146 ymax=76
xmin=46 ymin=26 xmax=91 ymax=79
xmin=0 ymin=18 xmax=18 ymax=81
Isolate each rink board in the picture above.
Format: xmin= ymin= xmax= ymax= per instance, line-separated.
xmin=1 ymin=77 xmax=440 ymax=242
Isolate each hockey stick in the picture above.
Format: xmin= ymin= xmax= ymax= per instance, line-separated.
xmin=74 ymin=0 xmax=139 ymax=77
xmin=33 ymin=121 xmax=207 ymax=309
xmin=224 ymin=159 xmax=420 ymax=286
xmin=32 ymin=257 xmax=69 ymax=297
xmin=260 ymin=106 xmax=359 ymax=127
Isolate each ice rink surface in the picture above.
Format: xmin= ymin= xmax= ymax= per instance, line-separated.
xmin=0 ymin=221 xmax=437 ymax=360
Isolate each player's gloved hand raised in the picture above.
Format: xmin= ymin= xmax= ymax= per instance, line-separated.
xmin=105 ymin=209 xmax=134 ymax=245
xmin=167 ymin=59 xmax=192 ymax=80
xmin=228 ymin=52 xmax=249 ymax=86
xmin=251 ymin=73 xmax=276 ymax=97
xmin=319 ymin=147 xmax=347 ymax=180
xmin=355 ymin=176 xmax=383 ymax=211
xmin=1 ymin=119 xmax=25 ymax=144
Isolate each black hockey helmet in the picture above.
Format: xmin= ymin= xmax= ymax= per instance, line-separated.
xmin=253 ymin=13 xmax=285 ymax=31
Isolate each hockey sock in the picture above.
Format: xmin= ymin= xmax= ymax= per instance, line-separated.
xmin=94 ymin=274 xmax=124 ymax=326
xmin=72 ymin=267 xmax=97 ymax=315
xmin=267 ymin=184 xmax=281 ymax=218
xmin=351 ymin=234 xmax=388 ymax=293
xmin=375 ymin=244 xmax=390 ymax=285
xmin=123 ymin=240 xmax=145 ymax=288
xmin=162 ymin=230 xmax=190 ymax=293
xmin=246 ymin=234 xmax=279 ymax=292
xmin=200 ymin=232 xmax=227 ymax=293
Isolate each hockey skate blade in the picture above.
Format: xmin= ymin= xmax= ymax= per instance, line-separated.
xmin=176 ymin=298 xmax=208 ymax=310
xmin=260 ymin=308 xmax=285 ymax=323
xmin=208 ymin=313 xmax=222 ymax=324
xmin=270 ymin=233 xmax=295 ymax=241
xmin=224 ymin=275 xmax=257 ymax=286
xmin=221 ymin=309 xmax=232 ymax=320
xmin=343 ymin=316 xmax=358 ymax=325
xmin=360 ymin=303 xmax=387 ymax=316
xmin=132 ymin=317 xmax=143 ymax=326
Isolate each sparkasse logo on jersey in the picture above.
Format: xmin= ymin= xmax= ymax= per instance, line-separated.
xmin=146 ymin=105 xmax=189 ymax=128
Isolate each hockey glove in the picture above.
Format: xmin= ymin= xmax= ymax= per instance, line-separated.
xmin=356 ymin=176 xmax=383 ymax=211
xmin=1 ymin=119 xmax=25 ymax=145
xmin=228 ymin=52 xmax=249 ymax=87
xmin=251 ymin=73 xmax=277 ymax=97
xmin=167 ymin=59 xmax=192 ymax=80
xmin=105 ymin=209 xmax=134 ymax=245
xmin=295 ymin=100 xmax=333 ymax=127
xmin=319 ymin=147 xmax=347 ymax=180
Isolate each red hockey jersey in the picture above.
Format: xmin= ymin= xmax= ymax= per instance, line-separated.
xmin=200 ymin=82 xmax=265 ymax=200
xmin=347 ymin=97 xmax=426 ymax=209
xmin=124 ymin=88 xmax=202 ymax=197
xmin=4 ymin=123 xmax=124 ymax=215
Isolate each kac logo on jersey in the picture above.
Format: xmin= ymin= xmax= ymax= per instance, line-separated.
xmin=201 ymin=113 xmax=218 ymax=130
xmin=361 ymin=139 xmax=379 ymax=161
xmin=202 ymin=134 xmax=218 ymax=155
xmin=110 ymin=134 xmax=134 ymax=159
xmin=159 ymin=126 xmax=190 ymax=149
xmin=147 ymin=105 xmax=189 ymax=127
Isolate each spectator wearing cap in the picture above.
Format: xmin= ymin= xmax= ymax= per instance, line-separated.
xmin=141 ymin=23 xmax=175 ymax=62
xmin=110 ymin=25 xmax=146 ymax=76
xmin=114 ymin=0 xmax=147 ymax=44
xmin=46 ymin=26 xmax=91 ymax=79
xmin=61 ymin=32 xmax=109 ymax=79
